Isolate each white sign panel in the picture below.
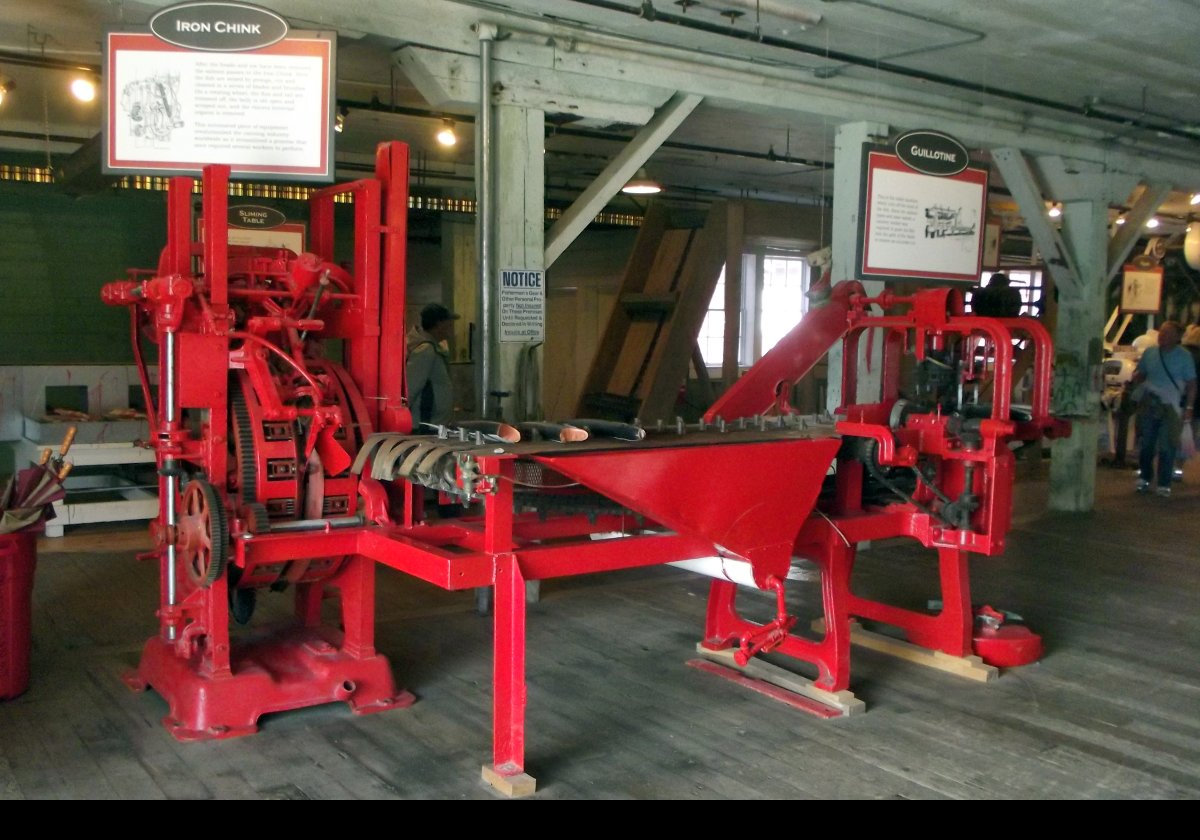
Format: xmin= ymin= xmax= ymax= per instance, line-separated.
xmin=104 ymin=30 xmax=334 ymax=180
xmin=859 ymin=150 xmax=988 ymax=283
xmin=499 ymin=268 xmax=545 ymax=343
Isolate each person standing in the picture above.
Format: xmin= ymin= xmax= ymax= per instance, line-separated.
xmin=1182 ymin=324 xmax=1200 ymax=455
xmin=971 ymin=273 xmax=1023 ymax=318
xmin=1131 ymin=321 xmax=1197 ymax=496
xmin=406 ymin=303 xmax=460 ymax=428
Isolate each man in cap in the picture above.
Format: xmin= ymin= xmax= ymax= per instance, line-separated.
xmin=406 ymin=303 xmax=460 ymax=428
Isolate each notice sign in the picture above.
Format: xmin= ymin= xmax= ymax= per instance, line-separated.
xmin=499 ymin=268 xmax=545 ymax=343
xmin=858 ymin=149 xmax=988 ymax=284
xmin=103 ymin=7 xmax=334 ymax=181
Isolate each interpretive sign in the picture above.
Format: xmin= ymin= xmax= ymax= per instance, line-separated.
xmin=103 ymin=3 xmax=334 ymax=180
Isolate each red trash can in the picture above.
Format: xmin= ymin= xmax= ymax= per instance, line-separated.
xmin=0 ymin=530 xmax=38 ymax=700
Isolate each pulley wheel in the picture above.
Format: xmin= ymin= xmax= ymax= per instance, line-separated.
xmin=177 ymin=479 xmax=229 ymax=588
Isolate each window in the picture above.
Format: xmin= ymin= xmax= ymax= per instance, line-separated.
xmin=697 ymin=252 xmax=812 ymax=368
xmin=760 ymin=256 xmax=811 ymax=355
xmin=697 ymin=269 xmax=727 ymax=366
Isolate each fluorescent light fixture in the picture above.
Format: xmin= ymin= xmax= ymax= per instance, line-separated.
xmin=1115 ymin=216 xmax=1126 ymax=225
xmin=436 ymin=119 xmax=457 ymax=147
xmin=70 ymin=77 xmax=96 ymax=102
xmin=1047 ymin=203 xmax=1062 ymax=218
xmin=1146 ymin=217 xmax=1160 ymax=229
xmin=1190 ymin=193 xmax=1200 ymax=206
xmin=622 ymin=168 xmax=662 ymax=195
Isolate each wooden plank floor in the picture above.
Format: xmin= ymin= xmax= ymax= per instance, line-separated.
xmin=2 ymin=464 xmax=1198 ymax=799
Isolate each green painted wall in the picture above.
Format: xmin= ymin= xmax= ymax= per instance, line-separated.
xmin=0 ymin=181 xmax=167 ymax=364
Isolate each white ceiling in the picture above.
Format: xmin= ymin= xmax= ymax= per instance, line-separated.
xmin=1 ymin=0 xmax=1198 ymax=219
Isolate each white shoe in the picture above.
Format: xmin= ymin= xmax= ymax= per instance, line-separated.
xmin=1155 ymin=486 xmax=1172 ymax=498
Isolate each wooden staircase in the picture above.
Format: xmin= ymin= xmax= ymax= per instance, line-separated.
xmin=577 ymin=202 xmax=727 ymax=424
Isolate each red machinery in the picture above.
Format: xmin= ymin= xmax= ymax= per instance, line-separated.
xmin=103 ymin=143 xmax=415 ymax=739
xmin=104 ymin=140 xmax=1067 ymax=795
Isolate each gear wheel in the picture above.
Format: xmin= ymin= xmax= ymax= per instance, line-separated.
xmin=230 ymin=385 xmax=258 ymax=505
xmin=177 ymin=479 xmax=229 ymax=588
xmin=240 ymin=502 xmax=270 ymax=534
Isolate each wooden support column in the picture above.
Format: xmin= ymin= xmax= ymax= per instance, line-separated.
xmin=993 ymin=149 xmax=1148 ymax=511
xmin=828 ymin=121 xmax=888 ymax=411
xmin=1047 ymin=197 xmax=1109 ymax=512
xmin=493 ymin=104 xmax=545 ymax=423
xmin=442 ymin=217 xmax=477 ymax=366
xmin=722 ymin=200 xmax=745 ymax=388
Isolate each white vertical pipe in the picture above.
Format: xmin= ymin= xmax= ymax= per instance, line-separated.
xmin=478 ymin=24 xmax=497 ymax=418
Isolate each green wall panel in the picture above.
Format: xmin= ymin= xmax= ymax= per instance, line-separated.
xmin=0 ymin=182 xmax=167 ymax=364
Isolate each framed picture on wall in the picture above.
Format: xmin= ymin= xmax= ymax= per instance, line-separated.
xmin=1120 ymin=265 xmax=1163 ymax=314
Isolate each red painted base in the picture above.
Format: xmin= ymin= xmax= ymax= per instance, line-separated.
xmin=123 ymin=626 xmax=414 ymax=741
xmin=973 ymin=624 xmax=1043 ymax=668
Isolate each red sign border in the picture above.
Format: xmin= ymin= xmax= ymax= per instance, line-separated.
xmin=858 ymin=148 xmax=989 ymax=284
xmin=103 ymin=29 xmax=334 ymax=182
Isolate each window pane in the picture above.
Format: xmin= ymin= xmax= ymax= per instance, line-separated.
xmin=760 ymin=256 xmax=810 ymax=355
xmin=697 ymin=268 xmax=727 ymax=366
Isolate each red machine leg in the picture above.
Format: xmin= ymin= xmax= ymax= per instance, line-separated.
xmin=699 ymin=520 xmax=854 ymax=694
xmin=483 ymin=551 xmax=536 ymax=797
xmin=844 ymin=545 xmax=972 ymax=656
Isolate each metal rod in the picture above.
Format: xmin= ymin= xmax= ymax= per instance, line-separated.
xmin=165 ymin=475 xmax=177 ymax=640
xmin=478 ymin=25 xmax=497 ymax=419
xmin=163 ymin=330 xmax=177 ymax=640
xmin=268 ymin=515 xmax=365 ymax=533
xmin=164 ymin=331 xmax=176 ymax=424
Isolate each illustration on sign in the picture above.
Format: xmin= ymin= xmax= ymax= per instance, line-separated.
xmin=121 ymin=73 xmax=185 ymax=144
xmin=499 ymin=268 xmax=545 ymax=343
xmin=923 ymin=204 xmax=976 ymax=239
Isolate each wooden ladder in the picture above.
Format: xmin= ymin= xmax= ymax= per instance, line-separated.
xmin=577 ymin=202 xmax=727 ymax=424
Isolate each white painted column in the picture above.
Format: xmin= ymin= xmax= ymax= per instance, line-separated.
xmin=827 ymin=120 xmax=888 ymax=412
xmin=493 ymin=104 xmax=546 ymax=422
xmin=1048 ymin=198 xmax=1109 ymax=512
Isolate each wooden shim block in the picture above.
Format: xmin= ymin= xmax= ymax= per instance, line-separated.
xmin=688 ymin=660 xmax=842 ymax=719
xmin=481 ymin=764 xmax=537 ymax=798
xmin=813 ymin=619 xmax=998 ymax=683
xmin=694 ymin=644 xmax=865 ymax=716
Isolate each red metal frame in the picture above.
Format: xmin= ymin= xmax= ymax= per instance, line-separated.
xmin=103 ymin=141 xmax=1068 ymax=793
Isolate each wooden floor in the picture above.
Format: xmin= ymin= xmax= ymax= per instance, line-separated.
xmin=2 ymin=465 xmax=1198 ymax=799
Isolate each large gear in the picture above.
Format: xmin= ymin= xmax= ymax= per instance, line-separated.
xmin=177 ymin=479 xmax=229 ymax=588
xmin=230 ymin=384 xmax=258 ymax=506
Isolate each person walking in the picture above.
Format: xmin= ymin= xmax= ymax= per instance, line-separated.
xmin=1131 ymin=321 xmax=1196 ymax=496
